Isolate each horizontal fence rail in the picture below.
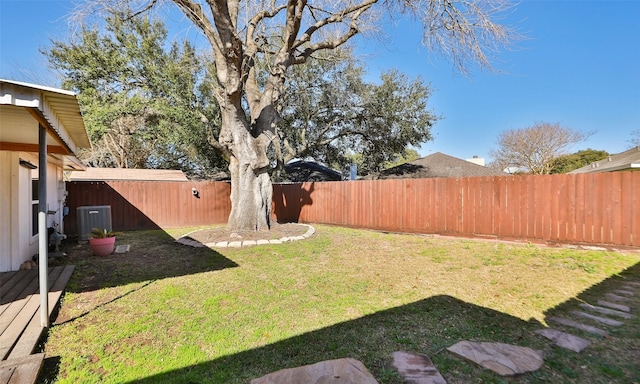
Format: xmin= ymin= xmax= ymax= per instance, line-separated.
xmin=66 ymin=172 xmax=639 ymax=247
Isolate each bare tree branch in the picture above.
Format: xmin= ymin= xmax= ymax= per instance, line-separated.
xmin=490 ymin=122 xmax=593 ymax=174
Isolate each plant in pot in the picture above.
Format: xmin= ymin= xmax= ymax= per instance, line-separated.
xmin=89 ymin=227 xmax=117 ymax=256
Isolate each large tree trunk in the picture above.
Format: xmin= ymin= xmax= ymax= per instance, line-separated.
xmin=227 ymin=155 xmax=273 ymax=231
xmin=223 ymin=114 xmax=273 ymax=232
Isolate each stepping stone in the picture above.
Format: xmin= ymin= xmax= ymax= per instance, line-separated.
xmin=534 ymin=329 xmax=591 ymax=353
xmin=447 ymin=341 xmax=543 ymax=376
xmin=547 ymin=316 xmax=609 ymax=337
xmin=257 ymin=239 xmax=270 ymax=245
xmin=580 ymin=303 xmax=633 ymax=319
xmin=114 ymin=244 xmax=130 ymax=253
xmin=571 ymin=311 xmax=624 ymax=326
xmin=250 ymin=358 xmax=378 ymax=384
xmin=228 ymin=241 xmax=242 ymax=248
xmin=179 ymin=238 xmax=204 ymax=247
xmin=613 ymin=289 xmax=635 ymax=296
xmin=597 ymin=300 xmax=630 ymax=313
xmin=391 ymin=351 xmax=447 ymax=384
xmin=605 ymin=293 xmax=632 ymax=302
xmin=243 ymin=240 xmax=257 ymax=246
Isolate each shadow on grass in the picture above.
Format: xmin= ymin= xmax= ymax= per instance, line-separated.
xmin=116 ymin=262 xmax=639 ymax=384
xmin=50 ymin=229 xmax=238 ymax=293
xmin=119 ymin=295 xmax=547 ymax=383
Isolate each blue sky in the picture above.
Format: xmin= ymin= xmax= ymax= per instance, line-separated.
xmin=1 ymin=0 xmax=639 ymax=162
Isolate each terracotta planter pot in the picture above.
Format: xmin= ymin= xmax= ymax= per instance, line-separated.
xmin=89 ymin=237 xmax=116 ymax=256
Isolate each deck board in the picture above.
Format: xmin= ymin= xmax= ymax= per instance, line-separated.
xmin=0 ymin=272 xmax=18 ymax=290
xmin=7 ymin=266 xmax=75 ymax=360
xmin=1 ymin=271 xmax=38 ymax=308
xmin=0 ymin=353 xmax=45 ymax=384
xmin=0 ymin=266 xmax=75 ymax=362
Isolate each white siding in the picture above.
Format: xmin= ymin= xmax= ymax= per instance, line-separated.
xmin=0 ymin=151 xmax=21 ymax=271
xmin=0 ymin=151 xmax=66 ymax=271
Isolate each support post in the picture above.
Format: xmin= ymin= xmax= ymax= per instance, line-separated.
xmin=38 ymin=124 xmax=49 ymax=327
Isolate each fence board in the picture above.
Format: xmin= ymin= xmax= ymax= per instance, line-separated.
xmin=633 ymin=174 xmax=640 ymax=245
xmin=620 ymin=172 xmax=633 ymax=245
xmin=611 ymin=173 xmax=623 ymax=245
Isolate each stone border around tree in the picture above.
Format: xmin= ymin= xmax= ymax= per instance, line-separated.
xmin=176 ymin=224 xmax=316 ymax=249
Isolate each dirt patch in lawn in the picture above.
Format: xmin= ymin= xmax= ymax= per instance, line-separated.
xmin=183 ymin=222 xmax=310 ymax=243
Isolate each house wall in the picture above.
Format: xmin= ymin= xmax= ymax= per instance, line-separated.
xmin=0 ymin=151 xmax=21 ymax=271
xmin=0 ymin=151 xmax=66 ymax=272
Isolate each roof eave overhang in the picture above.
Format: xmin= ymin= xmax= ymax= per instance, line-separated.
xmin=0 ymin=79 xmax=92 ymax=156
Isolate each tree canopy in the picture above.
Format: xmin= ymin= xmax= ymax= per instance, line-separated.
xmin=45 ymin=14 xmax=226 ymax=179
xmin=47 ymin=15 xmax=436 ymax=180
xmin=277 ymin=48 xmax=436 ymax=176
xmin=489 ymin=122 xmax=593 ymax=175
xmin=549 ymin=149 xmax=609 ymax=174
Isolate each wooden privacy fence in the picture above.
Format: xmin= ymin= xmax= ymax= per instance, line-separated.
xmin=66 ymin=172 xmax=639 ymax=247
xmin=65 ymin=181 xmax=231 ymax=233
xmin=275 ymin=172 xmax=639 ymax=247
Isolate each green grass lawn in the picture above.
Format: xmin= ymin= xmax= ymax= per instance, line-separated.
xmin=41 ymin=225 xmax=640 ymax=383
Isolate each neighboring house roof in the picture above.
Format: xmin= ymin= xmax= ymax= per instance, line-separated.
xmin=284 ymin=160 xmax=343 ymax=182
xmin=366 ymin=152 xmax=507 ymax=180
xmin=0 ymin=79 xmax=91 ymax=170
xmin=68 ymin=167 xmax=189 ymax=182
xmin=569 ymin=146 xmax=640 ymax=174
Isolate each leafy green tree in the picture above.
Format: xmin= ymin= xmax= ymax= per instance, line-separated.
xmin=74 ymin=0 xmax=518 ymax=231
xmin=344 ymin=148 xmax=421 ymax=177
xmin=277 ymin=49 xmax=436 ymax=175
xmin=45 ymin=15 xmax=225 ymax=178
xmin=382 ymin=149 xmax=422 ymax=170
xmin=549 ymin=149 xmax=609 ymax=174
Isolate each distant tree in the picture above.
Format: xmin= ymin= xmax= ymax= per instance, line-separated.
xmin=629 ymin=129 xmax=640 ymax=147
xmin=489 ymin=122 xmax=593 ymax=174
xmin=382 ymin=148 xmax=422 ymax=170
xmin=345 ymin=148 xmax=421 ymax=176
xmin=549 ymin=149 xmax=609 ymax=174
xmin=277 ymin=49 xmax=436 ymax=175
xmin=45 ymin=15 xmax=226 ymax=179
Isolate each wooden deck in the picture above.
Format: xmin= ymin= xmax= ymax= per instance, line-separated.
xmin=0 ymin=265 xmax=75 ymax=383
